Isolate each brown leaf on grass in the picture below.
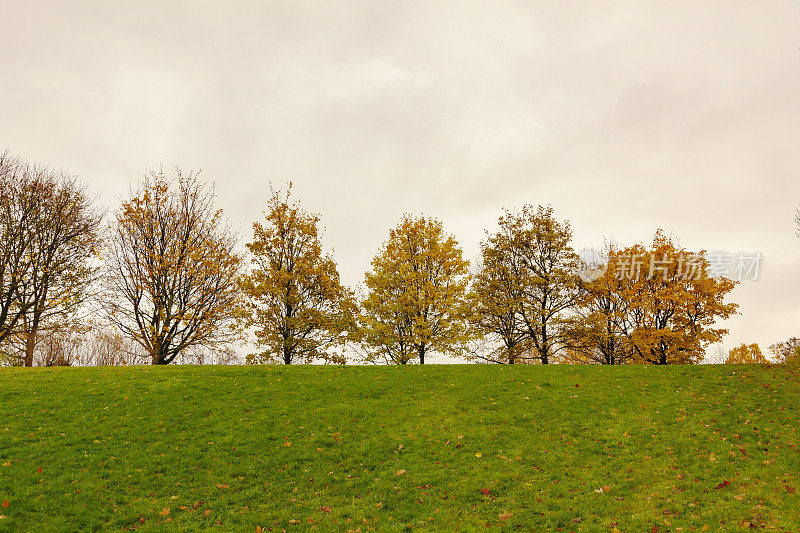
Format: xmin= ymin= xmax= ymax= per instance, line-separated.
xmin=321 ymin=506 xmax=332 ymax=513
xmin=786 ymin=485 xmax=796 ymax=494
xmin=216 ymin=483 xmax=229 ymax=489
xmin=714 ymin=480 xmax=730 ymax=489
xmin=499 ymin=510 xmax=512 ymax=521
xmin=395 ymin=469 xmax=407 ymax=476
xmin=480 ymin=488 xmax=491 ymax=496
xmin=1 ymin=500 xmax=7 ymax=509
xmin=159 ymin=508 xmax=170 ymax=517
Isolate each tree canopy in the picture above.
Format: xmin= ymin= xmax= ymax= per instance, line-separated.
xmin=241 ymin=186 xmax=356 ymax=364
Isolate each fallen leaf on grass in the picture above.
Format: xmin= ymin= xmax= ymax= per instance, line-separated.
xmin=395 ymin=470 xmax=406 ymax=476
xmin=1 ymin=500 xmax=7 ymax=509
xmin=480 ymin=488 xmax=491 ymax=496
xmin=216 ymin=484 xmax=229 ymax=489
xmin=159 ymin=508 xmax=170 ymax=517
xmin=499 ymin=511 xmax=512 ymax=521
xmin=321 ymin=506 xmax=332 ymax=513
xmin=714 ymin=481 xmax=730 ymax=490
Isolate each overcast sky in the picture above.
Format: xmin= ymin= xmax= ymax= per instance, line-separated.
xmin=2 ymin=1 xmax=799 ymax=361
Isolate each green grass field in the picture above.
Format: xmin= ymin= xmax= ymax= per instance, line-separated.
xmin=0 ymin=364 xmax=798 ymax=532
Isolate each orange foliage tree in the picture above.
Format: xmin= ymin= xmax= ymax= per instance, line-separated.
xmin=611 ymin=231 xmax=737 ymax=364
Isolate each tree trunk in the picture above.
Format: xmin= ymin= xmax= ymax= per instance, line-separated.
xmin=151 ymin=345 xmax=170 ymax=365
xmin=24 ymin=330 xmax=36 ymax=367
xmin=23 ymin=313 xmax=40 ymax=367
xmin=540 ymin=320 xmax=549 ymax=364
xmin=283 ymin=343 xmax=292 ymax=364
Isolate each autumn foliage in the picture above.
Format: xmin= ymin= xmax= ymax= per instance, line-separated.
xmin=471 ymin=205 xmax=579 ymax=364
xmin=0 ymin=152 xmax=101 ymax=366
xmin=360 ymin=215 xmax=473 ymax=364
xmin=241 ymin=186 xmax=356 ymax=364
xmin=0 ymin=150 xmax=749 ymax=367
xmin=103 ymin=170 xmax=245 ymax=365
xmin=725 ymin=343 xmax=768 ymax=364
xmin=560 ymin=232 xmax=738 ymax=365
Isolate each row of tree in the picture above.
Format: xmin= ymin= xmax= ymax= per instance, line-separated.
xmin=0 ymin=152 xmax=744 ymax=366
xmin=722 ymin=340 xmax=800 ymax=365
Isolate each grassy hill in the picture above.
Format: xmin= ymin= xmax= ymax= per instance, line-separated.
xmin=0 ymin=364 xmax=798 ymax=531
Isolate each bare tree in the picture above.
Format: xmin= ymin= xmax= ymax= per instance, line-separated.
xmin=103 ymin=169 xmax=245 ymax=365
xmin=0 ymin=152 xmax=101 ymax=365
xmin=0 ymin=152 xmax=37 ymax=345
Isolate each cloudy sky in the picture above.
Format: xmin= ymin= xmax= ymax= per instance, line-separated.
xmin=2 ymin=1 xmax=799 ymax=361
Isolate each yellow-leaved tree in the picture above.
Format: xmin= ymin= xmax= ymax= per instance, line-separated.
xmin=472 ymin=205 xmax=580 ymax=364
xmin=725 ymin=343 xmax=768 ymax=364
xmin=469 ymin=248 xmax=529 ymax=364
xmin=360 ymin=215 xmax=472 ymax=364
xmin=241 ymin=186 xmax=357 ymax=364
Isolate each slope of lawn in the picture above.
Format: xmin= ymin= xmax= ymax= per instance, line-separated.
xmin=0 ymin=364 xmax=798 ymax=532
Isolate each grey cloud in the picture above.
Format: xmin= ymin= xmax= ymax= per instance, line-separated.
xmin=1 ymin=0 xmax=799 ymax=354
